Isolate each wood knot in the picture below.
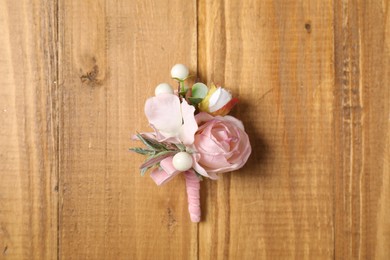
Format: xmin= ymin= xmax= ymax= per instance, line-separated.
xmin=80 ymin=65 xmax=102 ymax=87
xmin=164 ymin=207 xmax=177 ymax=232
xmin=305 ymin=22 xmax=311 ymax=33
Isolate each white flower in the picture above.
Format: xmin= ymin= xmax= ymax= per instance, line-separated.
xmin=208 ymin=87 xmax=232 ymax=112
xmin=198 ymin=83 xmax=238 ymax=116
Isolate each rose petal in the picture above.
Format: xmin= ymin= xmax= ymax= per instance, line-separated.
xmin=210 ymin=125 xmax=232 ymax=151
xmin=211 ymin=129 xmax=229 ymax=150
xmin=195 ymin=112 xmax=214 ymax=125
xmin=206 ymin=130 xmax=251 ymax=174
xmin=219 ymin=115 xmax=245 ymax=130
xmin=199 ymin=153 xmax=230 ymax=170
xmin=195 ymin=134 xmax=226 ymax=154
xmin=193 ymin=115 xmax=252 ymax=175
xmin=227 ymin=129 xmax=251 ymax=163
xmin=211 ymin=128 xmax=228 ymax=142
xmin=191 ymin=153 xmax=218 ymax=180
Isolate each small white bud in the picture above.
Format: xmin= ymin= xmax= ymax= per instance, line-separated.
xmin=172 ymin=152 xmax=193 ymax=171
xmin=208 ymin=87 xmax=232 ymax=112
xmin=171 ymin=64 xmax=189 ymax=80
xmin=155 ymin=83 xmax=174 ymax=96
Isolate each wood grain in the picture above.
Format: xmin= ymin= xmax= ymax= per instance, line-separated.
xmin=0 ymin=0 xmax=389 ymax=259
xmin=334 ymin=0 xmax=390 ymax=259
xmin=0 ymin=0 xmax=58 ymax=259
xmin=198 ymin=0 xmax=335 ymax=259
xmin=58 ymin=0 xmax=197 ymax=259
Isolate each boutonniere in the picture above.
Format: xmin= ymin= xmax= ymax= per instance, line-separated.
xmin=130 ymin=64 xmax=251 ymax=222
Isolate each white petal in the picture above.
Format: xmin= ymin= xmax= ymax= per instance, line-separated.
xmin=209 ymin=88 xmax=232 ymax=112
xmin=208 ymin=87 xmax=222 ymax=108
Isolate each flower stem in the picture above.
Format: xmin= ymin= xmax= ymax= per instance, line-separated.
xmin=184 ymin=170 xmax=201 ymax=222
xmin=180 ymin=80 xmax=185 ymax=93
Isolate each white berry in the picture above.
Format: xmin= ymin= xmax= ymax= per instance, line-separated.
xmin=155 ymin=83 xmax=174 ymax=96
xmin=172 ymin=152 xmax=193 ymax=171
xmin=171 ymin=64 xmax=189 ymax=80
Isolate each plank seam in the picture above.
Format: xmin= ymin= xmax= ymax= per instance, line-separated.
xmin=196 ymin=0 xmax=200 ymax=259
xmin=55 ymin=0 xmax=60 ymax=259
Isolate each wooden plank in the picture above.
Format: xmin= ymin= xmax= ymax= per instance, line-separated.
xmin=334 ymin=0 xmax=390 ymax=259
xmin=58 ymin=0 xmax=198 ymax=259
xmin=0 ymin=0 xmax=58 ymax=259
xmin=197 ymin=0 xmax=334 ymax=258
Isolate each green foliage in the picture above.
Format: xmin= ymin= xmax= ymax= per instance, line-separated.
xmin=192 ymin=83 xmax=208 ymax=99
xmin=136 ymin=133 xmax=167 ymax=150
xmin=139 ymin=151 xmax=176 ymax=169
xmin=129 ymin=147 xmax=155 ymax=155
xmin=174 ymin=143 xmax=186 ymax=151
xmin=130 ymin=133 xmax=179 ymax=176
xmin=188 ymin=97 xmax=203 ymax=105
xmin=140 ymin=166 xmax=152 ymax=176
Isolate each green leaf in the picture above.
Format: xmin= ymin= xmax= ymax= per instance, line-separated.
xmin=136 ymin=133 xmax=155 ymax=150
xmin=192 ymin=83 xmax=208 ymax=99
xmin=129 ymin=147 xmax=155 ymax=155
xmin=188 ymin=97 xmax=203 ymax=105
xmin=136 ymin=133 xmax=167 ymax=151
xmin=140 ymin=166 xmax=151 ymax=176
xmin=174 ymin=143 xmax=186 ymax=151
xmin=140 ymin=150 xmax=177 ymax=169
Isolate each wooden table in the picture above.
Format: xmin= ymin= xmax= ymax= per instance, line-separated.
xmin=0 ymin=0 xmax=389 ymax=259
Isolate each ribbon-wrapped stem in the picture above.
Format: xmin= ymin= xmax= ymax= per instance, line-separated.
xmin=184 ymin=170 xmax=201 ymax=222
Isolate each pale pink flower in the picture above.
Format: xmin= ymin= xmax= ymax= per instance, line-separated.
xmin=144 ymin=93 xmax=197 ymax=145
xmin=192 ymin=112 xmax=251 ymax=179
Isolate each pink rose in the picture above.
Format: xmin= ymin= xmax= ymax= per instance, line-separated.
xmin=192 ymin=112 xmax=251 ymax=179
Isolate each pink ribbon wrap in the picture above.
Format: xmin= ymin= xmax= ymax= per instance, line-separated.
xmin=149 ymin=156 xmax=201 ymax=222
xmin=184 ymin=170 xmax=201 ymax=222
